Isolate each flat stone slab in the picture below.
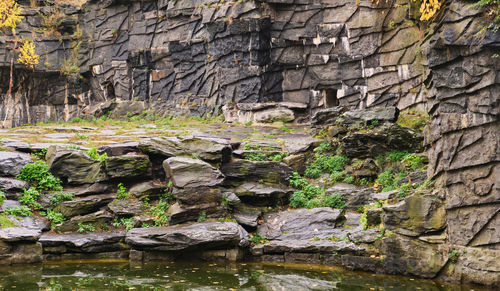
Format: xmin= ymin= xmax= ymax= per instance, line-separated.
xmin=126 ymin=222 xmax=249 ymax=251
xmin=261 ymin=240 xmax=364 ymax=254
xmin=0 ymin=227 xmax=41 ymax=242
xmin=257 ymin=208 xmax=343 ymax=240
xmin=0 ymin=151 xmax=32 ymax=176
xmin=40 ymin=232 xmax=126 ymax=253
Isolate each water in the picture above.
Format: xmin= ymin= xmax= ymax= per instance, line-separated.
xmin=0 ymin=260 xmax=491 ymax=290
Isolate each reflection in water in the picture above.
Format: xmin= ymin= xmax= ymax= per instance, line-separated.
xmin=0 ymin=260 xmax=490 ymax=290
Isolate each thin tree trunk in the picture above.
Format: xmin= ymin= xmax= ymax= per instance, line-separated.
xmin=8 ymin=30 xmax=18 ymax=98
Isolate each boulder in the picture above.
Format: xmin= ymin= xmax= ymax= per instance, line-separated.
xmin=163 ymin=157 xmax=224 ymax=188
xmin=233 ymin=182 xmax=293 ymax=206
xmin=58 ymin=210 xmax=112 ymax=233
xmin=98 ymin=142 xmax=139 ymax=156
xmin=310 ymin=107 xmax=345 ymax=129
xmin=108 ymin=199 xmax=145 ymax=216
xmin=234 ymin=204 xmax=262 ymax=229
xmin=257 ymin=208 xmax=343 ymax=240
xmin=0 ymin=152 xmax=32 ymax=177
xmin=348 ymin=228 xmax=381 ymax=243
xmin=40 ymin=232 xmax=127 ymax=253
xmin=104 ymin=154 xmax=151 ymax=179
xmin=221 ymin=160 xmax=293 ymax=185
xmin=342 ymin=123 xmax=423 ymax=158
xmin=129 ymin=181 xmax=167 ymax=199
xmin=46 ymin=146 xmax=106 ymax=185
xmin=126 ymin=222 xmax=249 ymax=251
xmin=383 ymin=191 xmax=446 ymax=236
xmin=341 ymin=106 xmax=399 ymax=127
xmin=8 ymin=215 xmax=48 ymax=231
xmin=168 ymin=202 xmax=225 ymax=225
xmin=72 ymin=183 xmax=115 ymax=197
xmin=326 ymin=185 xmax=376 ymax=210
xmin=139 ymin=135 xmax=232 ymax=163
xmin=172 ymin=186 xmax=222 ymax=205
xmin=0 ymin=178 xmax=29 ymax=199
xmin=54 ymin=194 xmax=115 ymax=218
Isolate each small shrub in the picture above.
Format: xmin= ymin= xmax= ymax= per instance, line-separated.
xmin=330 ymin=171 xmax=344 ymax=183
xmin=117 ymin=183 xmax=129 ymax=200
xmin=325 ymin=194 xmax=346 ymax=209
xmin=86 ymin=148 xmax=108 ymax=163
xmin=49 ymin=192 xmax=75 ymax=207
xmin=250 ymin=233 xmax=268 ymax=245
xmin=197 ymin=211 xmax=207 ymax=222
xmin=150 ymin=199 xmax=169 ymax=226
xmin=77 ymin=223 xmax=95 ymax=233
xmin=44 ymin=209 xmax=65 ymax=227
xmin=32 ymin=148 xmax=48 ymax=160
xmin=448 ymin=250 xmax=460 ymax=263
xmin=16 ymin=161 xmax=62 ymax=191
xmin=5 ymin=205 xmax=33 ymax=217
xmin=375 ymin=168 xmax=398 ymax=192
xmin=19 ymin=188 xmax=42 ymax=210
xmin=386 ymin=151 xmax=408 ymax=162
xmin=401 ymin=153 xmax=425 ymax=171
xmin=0 ymin=191 xmax=5 ymax=206
xmin=305 ymin=154 xmax=349 ymax=178
xmin=112 ymin=218 xmax=134 ymax=231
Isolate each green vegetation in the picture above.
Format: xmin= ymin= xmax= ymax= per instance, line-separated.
xmin=77 ymin=223 xmax=95 ymax=233
xmin=86 ymin=147 xmax=108 ymax=162
xmin=197 ymin=211 xmax=207 ymax=222
xmin=397 ymin=109 xmax=429 ymax=132
xmin=0 ymin=190 xmax=5 ymax=206
xmin=250 ymin=233 xmax=268 ymax=245
xmin=49 ymin=192 xmax=75 ymax=207
xmin=246 ymin=152 xmax=287 ymax=162
xmin=16 ymin=161 xmax=63 ymax=191
xmin=0 ymin=213 xmax=17 ymax=228
xmin=43 ymin=209 xmax=66 ymax=228
xmin=360 ymin=201 xmax=383 ymax=230
xmin=288 ymin=172 xmax=346 ymax=209
xmin=473 ymin=0 xmax=500 ymax=33
xmin=19 ymin=188 xmax=42 ymax=210
xmin=117 ymin=183 xmax=129 ymax=199
xmin=5 ymin=205 xmax=33 ymax=217
xmin=448 ymin=250 xmax=460 ymax=263
xmin=150 ymin=199 xmax=169 ymax=226
xmin=304 ymin=154 xmax=349 ymax=179
xmin=112 ymin=218 xmax=134 ymax=231
xmin=32 ymin=148 xmax=48 ymax=160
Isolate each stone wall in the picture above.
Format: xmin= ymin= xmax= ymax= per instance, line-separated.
xmin=0 ymin=0 xmax=431 ymax=126
xmin=423 ymin=1 xmax=499 ymax=250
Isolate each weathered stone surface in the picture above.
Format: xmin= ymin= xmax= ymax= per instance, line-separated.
xmin=0 ymin=178 xmax=29 ymax=199
xmin=54 ymin=194 xmax=115 ymax=218
xmin=108 ymin=199 xmax=145 ymax=216
xmin=0 ymin=152 xmax=32 ymax=177
xmin=383 ymin=192 xmax=446 ymax=237
xmin=40 ymin=232 xmax=127 ymax=253
xmin=0 ymin=228 xmax=41 ymax=242
xmin=129 ymin=181 xmax=167 ymax=200
xmin=172 ymin=187 xmax=222 ymax=205
xmin=311 ymin=107 xmax=346 ymax=130
xmin=104 ymin=154 xmax=151 ymax=179
xmin=341 ymin=107 xmax=399 ymax=127
xmin=342 ymin=124 xmax=423 ymax=158
xmin=167 ymin=202 xmax=224 ymax=225
xmin=257 ymin=208 xmax=343 ymax=240
xmin=163 ymin=157 xmax=224 ymax=188
xmin=46 ymin=146 xmax=107 ymax=185
xmin=233 ymin=183 xmax=292 ymax=206
xmin=258 ymin=240 xmax=364 ymax=256
xmin=326 ymin=184 xmax=376 ymax=210
xmin=139 ymin=136 xmax=232 ymax=163
xmin=126 ymin=222 xmax=249 ymax=252
xmin=58 ymin=210 xmax=112 ymax=233
xmin=71 ymin=183 xmax=115 ymax=197
xmin=98 ymin=142 xmax=139 ymax=156
xmin=221 ymin=160 xmax=293 ymax=185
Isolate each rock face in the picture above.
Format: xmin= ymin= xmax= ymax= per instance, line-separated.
xmin=46 ymin=146 xmax=106 ymax=185
xmin=0 ymin=228 xmax=42 ymax=265
xmin=163 ymin=157 xmax=224 ymax=188
xmin=126 ymin=222 xmax=248 ymax=252
xmin=257 ymin=208 xmax=343 ymax=240
xmin=221 ymin=160 xmax=293 ymax=185
xmin=40 ymin=232 xmax=127 ymax=254
xmin=0 ymin=152 xmax=32 ymax=177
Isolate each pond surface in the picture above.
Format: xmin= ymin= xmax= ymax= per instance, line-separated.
xmin=0 ymin=260 xmax=490 ymax=290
